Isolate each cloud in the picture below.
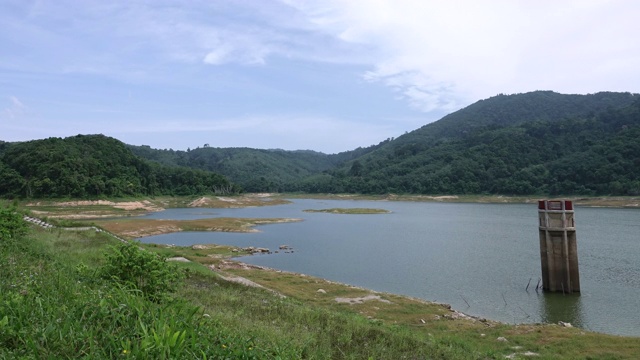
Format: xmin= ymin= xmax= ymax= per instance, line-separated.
xmin=3 ymin=96 xmax=27 ymax=119
xmin=285 ymin=0 xmax=640 ymax=111
xmin=202 ymin=33 xmax=270 ymax=66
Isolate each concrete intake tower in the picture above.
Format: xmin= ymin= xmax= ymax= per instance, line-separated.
xmin=538 ymin=200 xmax=580 ymax=293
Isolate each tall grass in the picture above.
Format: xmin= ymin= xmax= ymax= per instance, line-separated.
xmin=0 ymin=230 xmax=262 ymax=359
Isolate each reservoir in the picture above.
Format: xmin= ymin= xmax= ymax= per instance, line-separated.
xmin=140 ymin=199 xmax=640 ymax=337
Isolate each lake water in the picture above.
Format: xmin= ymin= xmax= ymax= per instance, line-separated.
xmin=140 ymin=199 xmax=640 ymax=337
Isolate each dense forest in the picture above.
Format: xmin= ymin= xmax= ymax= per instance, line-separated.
xmin=128 ymin=140 xmax=385 ymax=192
xmin=2 ymin=91 xmax=639 ymax=198
xmin=294 ymin=91 xmax=640 ymax=195
xmin=0 ymin=135 xmax=240 ymax=198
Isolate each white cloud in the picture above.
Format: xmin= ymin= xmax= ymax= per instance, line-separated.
xmin=285 ymin=0 xmax=640 ymax=110
xmin=3 ymin=96 xmax=27 ymax=119
xmin=202 ymin=33 xmax=270 ymax=65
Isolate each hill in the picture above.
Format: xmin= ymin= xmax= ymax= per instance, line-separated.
xmin=128 ymin=142 xmax=385 ymax=192
xmin=0 ymin=135 xmax=240 ymax=198
xmin=296 ymin=91 xmax=640 ymax=195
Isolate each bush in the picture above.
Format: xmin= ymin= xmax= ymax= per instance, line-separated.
xmin=100 ymin=241 xmax=184 ymax=302
xmin=0 ymin=205 xmax=27 ymax=244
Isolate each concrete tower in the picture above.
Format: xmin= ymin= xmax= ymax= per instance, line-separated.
xmin=538 ymin=200 xmax=580 ymax=293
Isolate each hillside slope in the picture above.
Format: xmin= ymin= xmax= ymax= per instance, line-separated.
xmin=128 ymin=142 xmax=385 ymax=192
xmin=0 ymin=135 xmax=239 ymax=198
xmin=297 ymin=91 xmax=640 ymax=195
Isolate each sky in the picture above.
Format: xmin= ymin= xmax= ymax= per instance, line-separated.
xmin=1 ymin=1 xmax=639 ymax=154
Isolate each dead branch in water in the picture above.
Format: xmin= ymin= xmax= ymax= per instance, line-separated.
xmin=460 ymin=295 xmax=470 ymax=308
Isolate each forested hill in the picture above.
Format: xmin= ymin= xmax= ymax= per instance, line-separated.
xmin=300 ymin=91 xmax=640 ymax=195
xmin=0 ymin=135 xmax=240 ymax=198
xmin=405 ymin=91 xmax=638 ymax=142
xmin=128 ymin=142 xmax=385 ymax=192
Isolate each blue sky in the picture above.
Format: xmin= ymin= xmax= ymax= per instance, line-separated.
xmin=2 ymin=1 xmax=639 ymax=153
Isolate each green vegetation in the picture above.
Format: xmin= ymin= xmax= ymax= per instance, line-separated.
xmin=2 ymin=213 xmax=639 ymax=359
xmin=303 ymin=208 xmax=390 ymax=214
xmin=99 ymin=241 xmax=184 ymax=302
xmin=297 ymin=92 xmax=640 ymax=195
xmin=127 ymin=145 xmax=371 ymax=193
xmin=0 ymin=204 xmax=28 ymax=241
xmin=91 ymin=217 xmax=302 ymax=238
xmin=0 ymin=134 xmax=240 ymax=198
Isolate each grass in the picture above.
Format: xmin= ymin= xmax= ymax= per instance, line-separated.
xmin=90 ymin=217 xmax=302 ymax=238
xmin=303 ymin=208 xmax=391 ymax=214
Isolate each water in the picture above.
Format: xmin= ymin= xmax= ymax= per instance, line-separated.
xmin=140 ymin=199 xmax=640 ymax=336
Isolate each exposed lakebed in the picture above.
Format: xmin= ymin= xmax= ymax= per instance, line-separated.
xmin=140 ymin=199 xmax=640 ymax=336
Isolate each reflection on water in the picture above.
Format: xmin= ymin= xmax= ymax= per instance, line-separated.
xmin=540 ymin=292 xmax=584 ymax=329
xmin=140 ymin=199 xmax=640 ymax=336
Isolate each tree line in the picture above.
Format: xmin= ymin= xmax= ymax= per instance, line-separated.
xmin=293 ymin=95 xmax=640 ymax=195
xmin=0 ymin=135 xmax=240 ymax=198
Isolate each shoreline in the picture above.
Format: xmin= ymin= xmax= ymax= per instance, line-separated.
xmin=215 ymin=258 xmax=487 ymax=322
xmin=22 ymin=194 xmax=640 ymax=340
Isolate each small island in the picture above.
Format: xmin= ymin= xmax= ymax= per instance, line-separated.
xmin=303 ymin=208 xmax=390 ymax=214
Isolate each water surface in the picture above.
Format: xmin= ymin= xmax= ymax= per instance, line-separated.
xmin=141 ymin=199 xmax=640 ymax=336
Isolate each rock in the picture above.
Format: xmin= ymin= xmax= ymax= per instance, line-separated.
xmin=166 ymin=257 xmax=190 ymax=262
xmin=279 ymin=245 xmax=291 ymax=250
xmin=497 ymin=337 xmax=508 ymax=342
xmin=480 ymin=333 xmax=486 ymax=337
xmin=192 ymin=244 xmax=209 ymax=250
xmin=420 ymin=319 xmax=426 ymax=324
xmin=558 ymin=321 xmax=573 ymax=327
xmin=317 ymin=289 xmax=327 ymax=294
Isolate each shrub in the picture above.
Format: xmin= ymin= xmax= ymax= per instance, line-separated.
xmin=100 ymin=241 xmax=184 ymax=302
xmin=0 ymin=205 xmax=28 ymax=244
